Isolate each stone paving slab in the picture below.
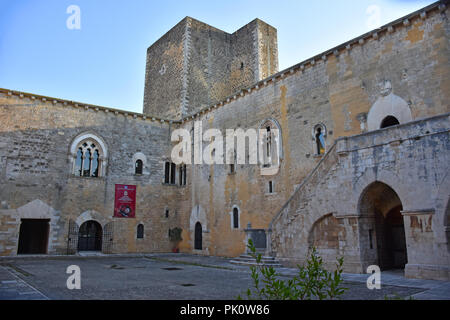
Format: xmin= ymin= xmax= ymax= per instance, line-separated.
xmin=0 ymin=254 xmax=448 ymax=300
xmin=0 ymin=266 xmax=48 ymax=300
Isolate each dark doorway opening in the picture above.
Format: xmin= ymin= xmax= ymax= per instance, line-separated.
xmin=194 ymin=222 xmax=202 ymax=250
xmin=78 ymin=221 xmax=102 ymax=251
xmin=17 ymin=219 xmax=50 ymax=254
xmin=359 ymin=182 xmax=408 ymax=271
xmin=382 ymin=205 xmax=407 ymax=269
xmin=380 ymin=116 xmax=400 ymax=129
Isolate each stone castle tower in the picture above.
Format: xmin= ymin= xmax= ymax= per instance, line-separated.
xmin=143 ymin=17 xmax=278 ymax=119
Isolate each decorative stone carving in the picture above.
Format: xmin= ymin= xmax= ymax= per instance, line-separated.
xmin=380 ymin=79 xmax=392 ymax=96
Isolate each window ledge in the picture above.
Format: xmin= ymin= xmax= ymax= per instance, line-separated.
xmin=260 ymin=166 xmax=280 ymax=176
xmin=313 ymin=154 xmax=324 ymax=158
xmin=162 ymin=183 xmax=178 ymax=187
xmin=70 ymin=175 xmax=105 ymax=180
xmin=162 ymin=183 xmax=187 ymax=188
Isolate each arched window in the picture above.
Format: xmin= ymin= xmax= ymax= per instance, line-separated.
xmin=233 ymin=207 xmax=239 ymax=229
xmin=313 ymin=124 xmax=327 ymax=155
xmin=135 ymin=159 xmax=143 ymax=175
xmin=70 ymin=133 xmax=107 ymax=178
xmin=380 ymin=116 xmax=400 ymax=129
xmin=132 ymin=153 xmax=147 ymax=176
xmin=137 ymin=224 xmax=144 ymax=239
xmin=259 ymin=119 xmax=282 ymax=175
xmin=265 ymin=126 xmax=272 ymax=167
xmin=164 ymin=161 xmax=177 ymax=185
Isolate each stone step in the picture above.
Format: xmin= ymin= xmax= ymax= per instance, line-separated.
xmin=230 ymin=254 xmax=283 ymax=267
xmin=234 ymin=256 xmax=277 ymax=263
xmin=229 ymin=260 xmax=283 ymax=268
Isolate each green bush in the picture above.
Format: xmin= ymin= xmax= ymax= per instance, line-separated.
xmin=238 ymin=239 xmax=347 ymax=300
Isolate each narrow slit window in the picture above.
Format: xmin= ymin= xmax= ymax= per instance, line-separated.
xmin=170 ymin=163 xmax=176 ymax=185
xmin=137 ymin=224 xmax=144 ymax=239
xmin=164 ymin=162 xmax=170 ymax=184
xmin=233 ymin=208 xmax=239 ymax=229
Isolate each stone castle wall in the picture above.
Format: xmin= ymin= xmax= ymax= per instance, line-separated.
xmin=0 ymin=1 xmax=448 ymax=280
xmin=143 ymin=17 xmax=278 ymax=119
xmin=0 ymin=93 xmax=182 ymax=255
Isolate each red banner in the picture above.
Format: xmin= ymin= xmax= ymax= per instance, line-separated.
xmin=114 ymin=184 xmax=136 ymax=218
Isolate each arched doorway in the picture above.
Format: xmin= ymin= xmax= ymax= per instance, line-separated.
xmin=78 ymin=221 xmax=102 ymax=251
xmin=194 ymin=222 xmax=202 ymax=250
xmin=358 ymin=182 xmax=407 ymax=270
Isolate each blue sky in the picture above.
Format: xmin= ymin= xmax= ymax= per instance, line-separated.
xmin=0 ymin=0 xmax=435 ymax=113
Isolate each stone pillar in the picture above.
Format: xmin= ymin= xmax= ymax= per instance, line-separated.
xmin=401 ymin=209 xmax=449 ymax=280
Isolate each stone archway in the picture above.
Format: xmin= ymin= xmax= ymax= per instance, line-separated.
xmin=308 ymin=214 xmax=346 ymax=268
xmin=78 ymin=220 xmax=102 ymax=251
xmin=358 ymin=181 xmax=407 ymax=270
xmin=367 ymin=90 xmax=412 ymax=131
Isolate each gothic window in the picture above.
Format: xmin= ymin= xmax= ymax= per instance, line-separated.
xmin=313 ymin=124 xmax=327 ymax=156
xmin=135 ymin=159 xmax=143 ymax=175
xmin=137 ymin=224 xmax=144 ymax=239
xmin=70 ymin=134 xmax=106 ymax=178
xmin=259 ymin=119 xmax=282 ymax=174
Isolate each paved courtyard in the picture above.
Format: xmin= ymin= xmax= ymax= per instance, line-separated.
xmin=0 ymin=253 xmax=449 ymax=300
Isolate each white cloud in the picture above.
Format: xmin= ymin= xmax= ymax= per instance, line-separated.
xmin=366 ymin=5 xmax=382 ymax=30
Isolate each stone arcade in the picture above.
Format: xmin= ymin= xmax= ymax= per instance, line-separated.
xmin=0 ymin=1 xmax=449 ymax=281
